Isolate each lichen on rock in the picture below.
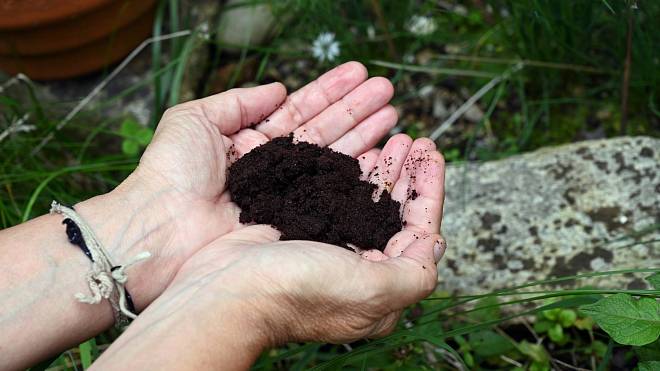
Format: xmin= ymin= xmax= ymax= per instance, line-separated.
xmin=439 ymin=136 xmax=659 ymax=293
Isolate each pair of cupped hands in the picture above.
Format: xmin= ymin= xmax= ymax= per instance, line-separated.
xmin=90 ymin=62 xmax=446 ymax=366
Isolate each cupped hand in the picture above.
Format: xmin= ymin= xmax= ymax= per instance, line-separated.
xmin=103 ymin=62 xmax=398 ymax=308
xmin=150 ymin=133 xmax=446 ymax=344
xmin=95 ymin=140 xmax=446 ymax=368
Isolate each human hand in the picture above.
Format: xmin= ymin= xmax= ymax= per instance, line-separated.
xmin=171 ymin=133 xmax=447 ymax=342
xmin=93 ymin=135 xmax=445 ymax=369
xmin=77 ymin=62 xmax=398 ymax=310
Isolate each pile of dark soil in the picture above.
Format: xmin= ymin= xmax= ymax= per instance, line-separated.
xmin=227 ymin=136 xmax=402 ymax=251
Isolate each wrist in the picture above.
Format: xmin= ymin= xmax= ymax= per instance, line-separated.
xmin=74 ymin=173 xmax=180 ymax=311
xmin=94 ymin=279 xmax=270 ymax=370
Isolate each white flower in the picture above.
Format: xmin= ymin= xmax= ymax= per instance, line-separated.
xmin=407 ymin=15 xmax=437 ymax=36
xmin=311 ymin=32 xmax=340 ymax=62
xmin=366 ymin=25 xmax=376 ymax=40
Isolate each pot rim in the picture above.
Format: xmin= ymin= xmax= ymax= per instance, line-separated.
xmin=0 ymin=0 xmax=117 ymax=30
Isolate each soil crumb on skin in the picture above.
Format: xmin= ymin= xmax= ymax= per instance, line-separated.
xmin=227 ymin=136 xmax=402 ymax=251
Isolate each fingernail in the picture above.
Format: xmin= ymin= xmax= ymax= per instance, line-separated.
xmin=433 ymin=238 xmax=446 ymax=263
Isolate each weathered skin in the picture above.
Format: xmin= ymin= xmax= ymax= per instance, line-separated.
xmin=440 ymin=136 xmax=659 ymax=293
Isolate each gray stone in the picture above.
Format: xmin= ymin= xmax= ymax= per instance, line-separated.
xmin=216 ymin=0 xmax=277 ymax=48
xmin=439 ymin=136 xmax=660 ymax=293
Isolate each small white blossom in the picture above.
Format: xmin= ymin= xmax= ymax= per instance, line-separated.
xmin=311 ymin=32 xmax=340 ymax=62
xmin=197 ymin=22 xmax=211 ymax=41
xmin=407 ymin=15 xmax=437 ymax=36
xmin=366 ymin=25 xmax=376 ymax=40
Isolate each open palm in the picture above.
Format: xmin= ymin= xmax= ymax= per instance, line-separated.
xmin=125 ymin=62 xmax=402 ymax=298
xmin=149 ymin=97 xmax=447 ymax=343
xmin=134 ymin=131 xmax=447 ymax=345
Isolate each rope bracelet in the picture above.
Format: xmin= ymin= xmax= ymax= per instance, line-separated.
xmin=50 ymin=201 xmax=151 ymax=327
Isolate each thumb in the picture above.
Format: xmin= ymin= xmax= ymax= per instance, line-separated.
xmin=171 ymin=82 xmax=287 ymax=136
xmin=400 ymin=233 xmax=445 ymax=265
xmin=367 ymin=234 xmax=441 ymax=311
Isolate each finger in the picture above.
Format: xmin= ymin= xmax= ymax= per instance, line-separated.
xmin=401 ymin=150 xmax=445 ymax=233
xmin=172 ymin=82 xmax=287 ymax=135
xmin=391 ymin=138 xmax=437 ymax=201
xmin=357 ymin=148 xmax=380 ymax=180
xmin=384 ymin=230 xmax=447 ymax=261
xmin=368 ymin=134 xmax=413 ymax=196
xmin=329 ymin=105 xmax=398 ymax=157
xmin=293 ymin=77 xmax=394 ymax=146
xmin=384 ymin=230 xmax=423 ymax=258
xmin=255 ymin=61 xmax=368 ymax=139
xmin=361 ymin=249 xmax=389 ymax=262
xmin=370 ymin=235 xmax=440 ymax=307
xmin=391 ymin=142 xmax=445 ymax=233
xmin=399 ymin=233 xmax=444 ymax=267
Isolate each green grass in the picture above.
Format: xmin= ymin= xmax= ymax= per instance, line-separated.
xmin=1 ymin=0 xmax=658 ymax=370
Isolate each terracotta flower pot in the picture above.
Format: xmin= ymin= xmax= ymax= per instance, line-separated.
xmin=0 ymin=0 xmax=157 ymax=80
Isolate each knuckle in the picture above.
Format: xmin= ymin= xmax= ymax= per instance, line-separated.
xmin=285 ymin=98 xmax=305 ymax=125
xmin=163 ymin=102 xmax=196 ymax=120
xmin=299 ymin=125 xmax=326 ymax=146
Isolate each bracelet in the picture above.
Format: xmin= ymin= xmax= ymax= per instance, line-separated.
xmin=50 ymin=201 xmax=151 ymax=327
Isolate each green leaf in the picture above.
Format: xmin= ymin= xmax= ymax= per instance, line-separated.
xmin=136 ymin=127 xmax=154 ymax=146
xmin=590 ymin=340 xmax=608 ymax=357
xmin=548 ymin=323 xmax=564 ymax=343
xmin=530 ymin=361 xmax=550 ymax=371
xmin=79 ymin=339 xmax=94 ymax=369
xmin=122 ymin=140 xmax=140 ymax=155
xmin=543 ymin=295 xmax=602 ymax=310
xmin=463 ymin=351 xmax=474 ymax=368
xmin=638 ymin=361 xmax=660 ymax=371
xmin=28 ymin=354 xmax=62 ymax=371
xmin=0 ymin=95 xmax=19 ymax=108
xmin=454 ymin=334 xmax=469 ymax=350
xmin=443 ymin=148 xmax=462 ymax=162
xmin=559 ymin=309 xmax=577 ymax=327
xmin=534 ymin=319 xmax=553 ymax=333
xmin=469 ymin=330 xmax=515 ymax=357
xmin=580 ymin=293 xmax=660 ymax=346
xmin=574 ymin=316 xmax=595 ymax=331
xmin=469 ymin=296 xmax=501 ymax=323
xmin=542 ymin=308 xmax=561 ymax=321
xmin=518 ymin=340 xmax=549 ymax=364
xmin=120 ymin=118 xmax=142 ymax=137
xmin=635 ymin=341 xmax=660 ymax=362
xmin=647 ymin=273 xmax=660 ymax=290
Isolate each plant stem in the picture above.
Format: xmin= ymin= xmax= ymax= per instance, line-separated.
xmin=368 ymin=0 xmax=397 ymax=59
xmin=620 ymin=1 xmax=634 ymax=134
